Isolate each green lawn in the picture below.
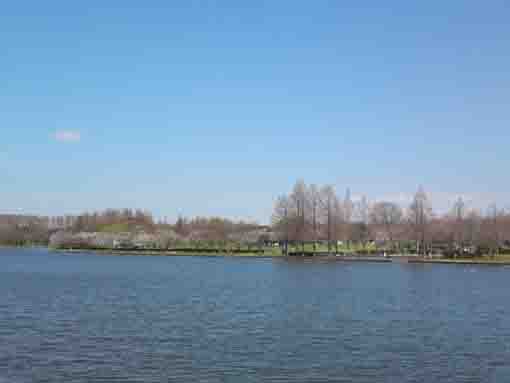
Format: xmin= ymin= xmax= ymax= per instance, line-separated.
xmin=97 ymin=223 xmax=130 ymax=233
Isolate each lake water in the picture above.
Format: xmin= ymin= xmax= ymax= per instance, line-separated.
xmin=1 ymin=248 xmax=510 ymax=382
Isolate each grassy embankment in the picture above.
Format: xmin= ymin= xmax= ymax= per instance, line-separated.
xmin=0 ymin=243 xmax=48 ymax=249
xmin=408 ymin=255 xmax=510 ymax=265
xmin=49 ymin=246 xmax=510 ymax=264
xmin=54 ymin=242 xmax=380 ymax=257
xmin=55 ymin=247 xmax=282 ymax=257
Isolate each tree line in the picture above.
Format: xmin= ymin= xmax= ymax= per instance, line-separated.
xmin=2 ymin=185 xmax=510 ymax=256
xmin=272 ymin=180 xmax=510 ymax=256
xmin=0 ymin=215 xmax=49 ymax=246
xmin=0 ymin=210 xmax=266 ymax=249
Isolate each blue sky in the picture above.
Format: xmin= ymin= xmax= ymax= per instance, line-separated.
xmin=1 ymin=1 xmax=509 ymax=222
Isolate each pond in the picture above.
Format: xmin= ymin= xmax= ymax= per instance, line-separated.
xmin=1 ymin=248 xmax=509 ymax=382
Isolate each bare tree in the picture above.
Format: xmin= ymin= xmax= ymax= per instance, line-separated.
xmin=453 ymin=197 xmax=466 ymax=246
xmin=290 ymin=180 xmax=309 ymax=253
xmin=343 ymin=188 xmax=353 ymax=248
xmin=484 ymin=204 xmax=503 ymax=256
xmin=272 ymin=195 xmax=291 ymax=256
xmin=332 ymin=196 xmax=344 ymax=254
xmin=370 ymin=201 xmax=403 ymax=251
xmin=444 ymin=196 xmax=467 ymax=256
xmin=309 ymin=184 xmax=320 ymax=252
xmin=355 ymin=195 xmax=370 ymax=225
xmin=465 ymin=209 xmax=481 ymax=248
xmin=319 ymin=185 xmax=336 ymax=253
xmin=408 ymin=186 xmax=433 ymax=255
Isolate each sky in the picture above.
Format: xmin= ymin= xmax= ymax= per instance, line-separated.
xmin=1 ymin=1 xmax=510 ymax=223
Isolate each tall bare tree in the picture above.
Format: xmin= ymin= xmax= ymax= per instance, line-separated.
xmin=408 ymin=186 xmax=433 ymax=255
xmin=355 ymin=195 xmax=370 ymax=224
xmin=370 ymin=201 xmax=403 ymax=251
xmin=484 ymin=204 xmax=503 ymax=256
xmin=309 ymin=184 xmax=320 ymax=252
xmin=333 ymin=196 xmax=344 ymax=254
xmin=453 ymin=197 xmax=466 ymax=245
xmin=465 ymin=209 xmax=481 ymax=248
xmin=319 ymin=185 xmax=336 ymax=253
xmin=343 ymin=188 xmax=353 ymax=248
xmin=272 ymin=195 xmax=291 ymax=256
xmin=290 ymin=180 xmax=309 ymax=253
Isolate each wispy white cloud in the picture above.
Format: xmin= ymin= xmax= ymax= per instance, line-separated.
xmin=54 ymin=130 xmax=81 ymax=143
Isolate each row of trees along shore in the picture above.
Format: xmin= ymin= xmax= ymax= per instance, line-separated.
xmin=272 ymin=180 xmax=510 ymax=256
xmin=1 ymin=209 xmax=265 ymax=250
xmin=2 ymin=183 xmax=510 ymax=256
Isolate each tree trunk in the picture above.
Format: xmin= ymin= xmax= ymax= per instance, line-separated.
xmin=327 ymin=200 xmax=331 ymax=254
xmin=313 ymin=202 xmax=317 ymax=253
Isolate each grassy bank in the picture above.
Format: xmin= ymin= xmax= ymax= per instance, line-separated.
xmin=408 ymin=257 xmax=510 ymax=265
xmin=0 ymin=244 xmax=48 ymax=249
xmin=407 ymin=255 xmax=510 ymax=265
xmin=51 ymin=247 xmax=284 ymax=257
xmin=44 ymin=248 xmax=510 ymax=265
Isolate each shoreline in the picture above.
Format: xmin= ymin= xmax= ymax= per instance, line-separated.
xmin=4 ymin=246 xmax=510 ymax=265
xmin=406 ymin=258 xmax=510 ymax=265
xmin=46 ymin=248 xmax=510 ymax=265
xmin=51 ymin=248 xmax=279 ymax=258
